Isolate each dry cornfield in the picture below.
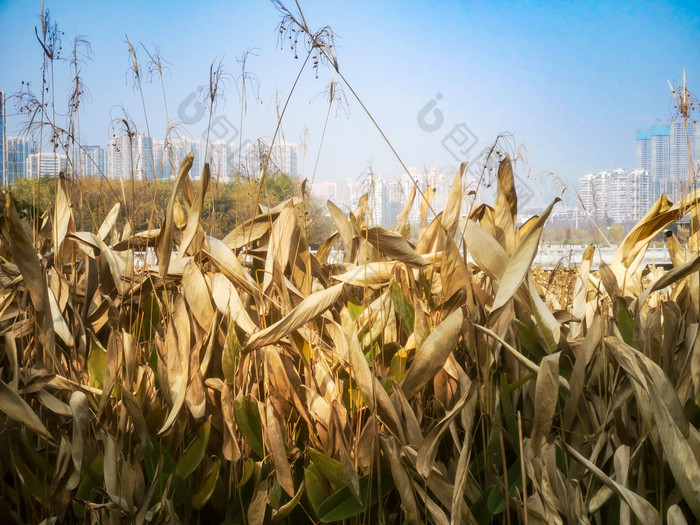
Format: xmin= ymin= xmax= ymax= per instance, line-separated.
xmin=1 ymin=154 xmax=699 ymax=524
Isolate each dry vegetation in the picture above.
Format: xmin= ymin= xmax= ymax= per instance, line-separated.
xmin=1 ymin=154 xmax=700 ymax=524
xmin=3 ymin=3 xmax=700 ymax=524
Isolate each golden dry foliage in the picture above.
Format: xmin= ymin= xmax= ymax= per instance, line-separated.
xmin=1 ymin=156 xmax=699 ymax=524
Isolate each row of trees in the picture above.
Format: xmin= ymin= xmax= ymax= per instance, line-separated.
xmin=8 ymin=171 xmax=335 ymax=248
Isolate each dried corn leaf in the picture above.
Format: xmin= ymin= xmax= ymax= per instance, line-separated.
xmin=400 ymin=307 xmax=464 ymax=400
xmin=244 ymin=283 xmax=344 ymax=351
xmin=156 ymin=153 xmax=193 ymax=278
xmin=362 ymin=227 xmax=428 ymax=268
xmin=0 ymin=379 xmax=51 ymax=439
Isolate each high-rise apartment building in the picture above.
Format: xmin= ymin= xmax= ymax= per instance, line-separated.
xmin=578 ymin=168 xmax=652 ymax=224
xmin=246 ymin=140 xmax=298 ymax=178
xmin=26 ymin=152 xmax=67 ymax=178
xmin=636 ymin=125 xmax=669 ymax=199
xmin=637 ymin=120 xmax=699 ymax=200
xmin=107 ymin=133 xmax=155 ymax=180
xmin=70 ymin=145 xmax=106 ymax=177
xmin=7 ymin=136 xmax=36 ymax=183
xmin=155 ymin=136 xmax=201 ymax=179
xmin=206 ymin=140 xmax=238 ymax=181
xmin=670 ymin=119 xmax=699 ymax=199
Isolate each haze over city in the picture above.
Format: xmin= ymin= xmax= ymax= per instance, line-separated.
xmin=1 ymin=0 xmax=698 ymax=206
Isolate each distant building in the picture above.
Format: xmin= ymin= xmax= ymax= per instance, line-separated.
xmin=578 ymin=168 xmax=652 ymax=224
xmin=7 ymin=136 xmax=36 ymax=183
xmin=0 ymin=91 xmax=6 ymax=185
xmin=26 ymin=152 xmax=67 ymax=178
xmin=70 ymin=145 xmax=106 ymax=178
xmin=309 ymin=181 xmax=338 ymax=202
xmin=636 ymin=125 xmax=669 ymax=200
xmin=382 ymin=177 xmax=404 ymax=226
xmin=155 ymin=136 xmax=201 ymax=179
xmin=107 ymin=133 xmax=155 ymax=180
xmin=206 ymin=140 xmax=238 ymax=181
xmin=334 ymin=178 xmax=356 ymax=209
xmin=637 ymin=120 xmax=699 ymax=201
xmin=670 ymin=119 xmax=699 ymax=199
xmin=246 ymin=140 xmax=298 ymax=178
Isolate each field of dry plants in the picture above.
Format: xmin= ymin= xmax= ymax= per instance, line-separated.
xmin=1 ymin=152 xmax=700 ymax=524
xmin=2 ymin=2 xmax=700 ymax=523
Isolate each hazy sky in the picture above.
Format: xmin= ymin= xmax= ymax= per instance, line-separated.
xmin=1 ymin=0 xmax=699 ymax=203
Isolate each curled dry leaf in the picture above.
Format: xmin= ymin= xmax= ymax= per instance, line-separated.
xmin=244 ymin=283 xmax=344 ymax=352
xmin=362 ymin=226 xmax=428 ymax=268
xmin=400 ymin=307 xmax=464 ymax=400
xmin=156 ymin=153 xmax=194 ymax=278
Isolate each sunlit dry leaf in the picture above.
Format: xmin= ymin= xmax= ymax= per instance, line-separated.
xmin=332 ymin=261 xmax=396 ymax=287
xmin=394 ymin=183 xmax=417 ymax=234
xmin=362 ymin=226 xmax=428 ymax=268
xmin=381 ymin=436 xmax=420 ymax=524
xmin=614 ymin=445 xmax=631 ymax=525
xmin=442 ymin=168 xmax=464 ymax=239
xmin=179 ymin=162 xmax=210 ymax=255
xmin=159 ymin=297 xmax=190 ymax=435
xmin=210 ymin=272 xmax=257 ymax=334
xmin=611 ymin=189 xmax=700 ymax=285
xmin=327 ymin=200 xmax=354 ymax=262
xmin=400 ymin=307 xmax=464 ymax=400
xmin=37 ymin=389 xmax=71 ymax=417
xmin=464 ymin=219 xmax=507 ymax=281
xmin=526 ymin=273 xmax=561 ymax=352
xmin=102 ymin=429 xmax=133 ymax=512
xmin=420 ymin=185 xmax=436 ymax=229
xmin=5 ymin=193 xmax=56 ymax=368
xmin=156 ymin=153 xmax=193 ymax=278
xmin=494 ymin=156 xmax=517 ymax=253
xmin=247 ymin=480 xmax=268 ymax=525
xmin=53 ymin=173 xmax=75 ymax=262
xmin=182 ymin=260 xmax=215 ymax=332
xmin=244 ymin=283 xmax=344 ymax=352
xmin=667 ymin=505 xmax=689 ymax=525
xmin=204 ymin=235 xmax=259 ymax=297
xmin=99 ymin=202 xmax=121 ymax=241
xmin=491 ymin=199 xmax=559 ymax=311
xmin=571 ymin=244 xmax=595 ymax=338
xmin=4 ymin=333 xmax=19 ymax=392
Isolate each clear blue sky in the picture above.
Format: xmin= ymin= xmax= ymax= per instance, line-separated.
xmin=1 ymin=0 xmax=698 ymax=202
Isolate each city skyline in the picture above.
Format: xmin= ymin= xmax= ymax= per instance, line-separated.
xmin=3 ymin=108 xmax=697 ymax=230
xmin=0 ymin=127 xmax=302 ymax=183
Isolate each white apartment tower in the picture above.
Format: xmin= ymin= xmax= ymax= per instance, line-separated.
xmin=578 ymin=168 xmax=652 ymax=224
xmin=107 ymin=133 xmax=155 ymax=180
xmin=155 ymin=136 xmax=201 ymax=179
xmin=246 ymin=140 xmax=298 ymax=178
xmin=26 ymin=152 xmax=67 ymax=178
xmin=71 ymin=145 xmax=106 ymax=178
xmin=670 ymin=119 xmax=699 ymax=199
